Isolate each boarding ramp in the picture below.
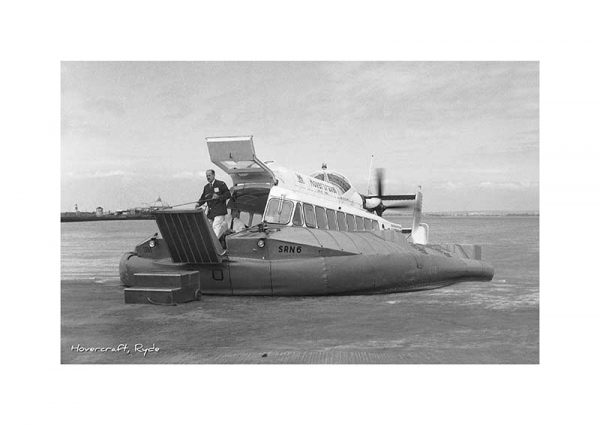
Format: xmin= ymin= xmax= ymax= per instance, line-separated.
xmin=154 ymin=210 xmax=225 ymax=264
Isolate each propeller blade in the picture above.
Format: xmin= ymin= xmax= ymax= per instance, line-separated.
xmin=376 ymin=168 xmax=384 ymax=198
xmin=363 ymin=167 xmax=418 ymax=215
xmin=380 ymin=194 xmax=416 ymax=201
xmin=382 ymin=203 xmax=413 ymax=210
xmin=363 ymin=194 xmax=416 ymax=201
xmin=375 ymin=203 xmax=412 ymax=216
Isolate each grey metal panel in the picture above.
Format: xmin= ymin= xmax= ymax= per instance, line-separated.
xmin=349 ymin=232 xmax=380 ymax=255
xmin=169 ymin=213 xmax=193 ymax=263
xmin=311 ymin=229 xmax=361 ymax=254
xmin=183 ymin=212 xmax=212 ymax=263
xmin=270 ymin=257 xmax=328 ymax=295
xmin=273 ymin=226 xmax=323 ymax=247
xmin=155 ymin=210 xmax=223 ymax=264
xmin=155 ymin=213 xmax=179 ymax=261
xmin=359 ymin=232 xmax=399 ymax=255
xmin=230 ymin=258 xmax=272 ymax=295
xmin=332 ymin=231 xmax=362 ymax=253
xmin=371 ymin=229 xmax=409 ymax=246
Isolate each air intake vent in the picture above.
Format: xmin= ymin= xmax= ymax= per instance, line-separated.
xmin=154 ymin=210 xmax=224 ymax=264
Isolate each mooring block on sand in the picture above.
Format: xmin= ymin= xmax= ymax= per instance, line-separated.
xmin=132 ymin=271 xmax=200 ymax=289
xmin=124 ymin=271 xmax=201 ymax=305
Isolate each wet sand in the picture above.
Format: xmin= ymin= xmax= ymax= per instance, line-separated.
xmin=62 ymin=216 xmax=538 ymax=364
xmin=61 ymin=277 xmax=538 ymax=364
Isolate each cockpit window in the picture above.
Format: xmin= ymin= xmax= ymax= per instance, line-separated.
xmin=264 ymin=198 xmax=294 ymax=224
xmin=327 ymin=173 xmax=351 ymax=193
xmin=310 ymin=172 xmax=351 ymax=193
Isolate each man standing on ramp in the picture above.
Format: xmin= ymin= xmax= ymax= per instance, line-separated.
xmin=196 ymin=169 xmax=231 ymax=238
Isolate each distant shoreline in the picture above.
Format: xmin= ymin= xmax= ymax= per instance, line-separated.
xmin=426 ymin=212 xmax=539 ymax=217
xmin=61 ymin=215 xmax=155 ymax=223
xmin=384 ymin=211 xmax=539 ymax=217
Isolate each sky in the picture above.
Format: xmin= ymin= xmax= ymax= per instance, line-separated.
xmin=61 ymin=61 xmax=538 ymax=212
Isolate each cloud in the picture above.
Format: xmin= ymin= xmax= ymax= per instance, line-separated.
xmin=435 ymin=181 xmax=466 ymax=191
xmin=156 ymin=88 xmax=195 ymax=120
xmin=64 ymin=170 xmax=134 ymax=179
xmin=83 ymin=97 xmax=126 ymax=116
xmin=61 ymin=62 xmax=539 ymax=212
xmin=61 ymin=113 xmax=113 ymax=137
xmin=429 ymin=180 xmax=539 ymax=191
xmin=172 ymin=171 xmax=202 ymax=179
xmin=478 ymin=181 xmax=538 ymax=190
xmin=164 ymin=108 xmax=193 ymax=120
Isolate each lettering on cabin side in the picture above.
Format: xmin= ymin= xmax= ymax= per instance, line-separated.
xmin=308 ymin=179 xmax=337 ymax=195
xmin=294 ymin=172 xmax=338 ymax=196
xmin=278 ymin=245 xmax=303 ymax=254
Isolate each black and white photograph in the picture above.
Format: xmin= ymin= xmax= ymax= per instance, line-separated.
xmin=5 ymin=1 xmax=600 ymax=424
xmin=61 ymin=61 xmax=539 ymax=364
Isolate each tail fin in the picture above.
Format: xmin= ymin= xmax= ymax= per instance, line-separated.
xmin=410 ymin=186 xmax=429 ymax=244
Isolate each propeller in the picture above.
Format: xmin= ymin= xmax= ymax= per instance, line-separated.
xmin=362 ymin=168 xmax=416 ymax=216
xmin=377 ymin=168 xmax=383 ymax=200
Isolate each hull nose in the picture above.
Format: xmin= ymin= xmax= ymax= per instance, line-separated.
xmin=119 ymin=252 xmax=137 ymax=286
xmin=459 ymin=258 xmax=494 ymax=282
xmin=480 ymin=261 xmax=495 ymax=281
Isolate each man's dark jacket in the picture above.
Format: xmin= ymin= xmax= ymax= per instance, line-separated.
xmin=198 ymin=179 xmax=231 ymax=219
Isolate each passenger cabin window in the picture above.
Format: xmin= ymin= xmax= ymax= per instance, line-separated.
xmin=364 ymin=218 xmax=371 ymax=230
xmin=264 ymin=198 xmax=294 ymax=224
xmin=372 ymin=220 xmax=379 ymax=230
xmin=303 ymin=203 xmax=316 ymax=228
xmin=292 ymin=203 xmax=303 ymax=226
xmin=315 ymin=206 xmax=327 ymax=229
xmin=346 ymin=214 xmax=356 ymax=231
xmin=337 ymin=211 xmax=347 ymax=231
xmin=355 ymin=216 xmax=364 ymax=231
xmin=326 ymin=209 xmax=338 ymax=231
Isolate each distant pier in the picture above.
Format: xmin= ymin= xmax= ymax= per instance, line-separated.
xmin=61 ymin=213 xmax=156 ymax=222
xmin=63 ymin=198 xmax=172 ymax=222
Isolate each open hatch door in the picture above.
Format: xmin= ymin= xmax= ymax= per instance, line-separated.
xmin=206 ymin=136 xmax=276 ymax=186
